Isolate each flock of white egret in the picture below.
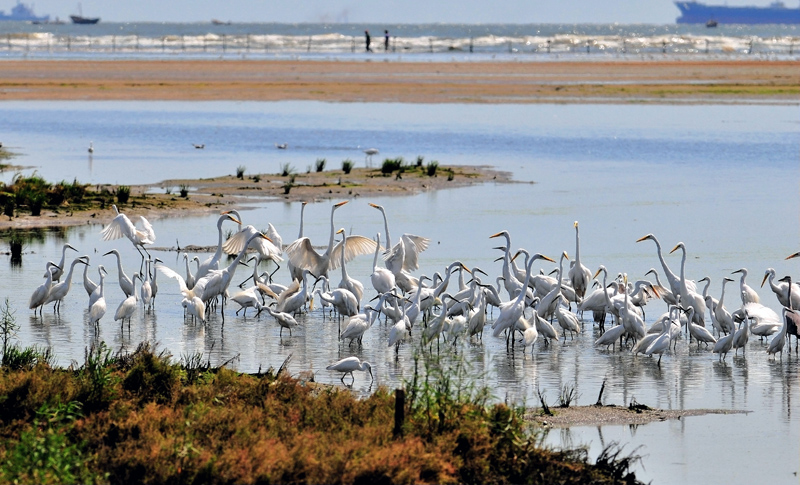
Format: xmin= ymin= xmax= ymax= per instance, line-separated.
xmin=26 ymin=201 xmax=800 ymax=383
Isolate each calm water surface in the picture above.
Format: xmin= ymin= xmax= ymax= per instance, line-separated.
xmin=1 ymin=101 xmax=798 ymax=484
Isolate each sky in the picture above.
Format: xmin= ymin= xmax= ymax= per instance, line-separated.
xmin=8 ymin=0 xmax=782 ymax=24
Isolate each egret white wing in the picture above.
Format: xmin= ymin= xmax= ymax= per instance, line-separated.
xmin=137 ymin=216 xmax=156 ymax=244
xmin=285 ymin=237 xmax=324 ymax=272
xmin=100 ymin=214 xmax=132 ymax=241
xmin=328 ymin=235 xmax=378 ymax=271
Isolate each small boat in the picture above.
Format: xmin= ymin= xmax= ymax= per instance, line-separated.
xmin=706 ymin=19 xmax=718 ymax=27
xmin=211 ymin=19 xmax=231 ymax=25
xmin=71 ymin=14 xmax=99 ymax=24
xmin=70 ymin=3 xmax=99 ymax=24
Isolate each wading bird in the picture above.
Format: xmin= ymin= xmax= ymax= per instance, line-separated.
xmin=326 ymin=356 xmax=374 ymax=383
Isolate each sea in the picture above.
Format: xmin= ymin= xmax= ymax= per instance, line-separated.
xmin=0 ymin=22 xmax=798 ymax=59
xmin=0 ymin=21 xmax=799 ymax=485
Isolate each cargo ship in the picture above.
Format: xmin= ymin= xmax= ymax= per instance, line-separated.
xmin=675 ymin=1 xmax=800 ymax=24
xmin=0 ymin=1 xmax=49 ymax=22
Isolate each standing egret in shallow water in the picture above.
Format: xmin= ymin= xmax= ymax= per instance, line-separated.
xmin=30 ymin=262 xmax=60 ymax=315
xmin=195 ymin=212 xmax=242 ymax=280
xmin=568 ymin=221 xmax=591 ymax=299
xmin=44 ymin=256 xmax=89 ymax=313
xmin=48 ymin=244 xmax=77 ymax=282
xmin=732 ymin=268 xmax=760 ymax=305
xmin=326 ymin=356 xmax=373 ymax=383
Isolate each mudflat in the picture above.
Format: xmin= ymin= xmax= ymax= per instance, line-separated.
xmin=1 ymin=59 xmax=798 ymax=103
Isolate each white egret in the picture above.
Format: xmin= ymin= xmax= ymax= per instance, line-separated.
xmin=44 ymin=256 xmax=89 ymax=312
xmin=195 ymin=212 xmax=242 ymax=280
xmin=712 ymin=327 xmax=735 ymax=361
xmin=668 ymin=243 xmax=705 ymax=325
xmin=150 ymin=258 xmax=162 ymax=305
xmin=732 ymin=268 xmax=760 ymax=305
xmin=183 ymin=253 xmax=198 ymax=290
xmin=326 ymin=356 xmax=373 ymax=383
xmin=114 ymin=273 xmax=141 ymax=325
xmin=100 ymin=204 xmax=156 ymax=266
xmin=555 ymin=295 xmax=581 ymax=340
xmin=369 ymin=202 xmax=430 ymax=283
xmin=537 ymin=251 xmax=569 ymax=321
xmin=314 ymin=275 xmax=359 ymax=319
xmin=196 ymin=232 xmax=273 ymax=311
xmin=82 ymin=258 xmax=98 ymax=297
xmin=744 ymin=302 xmax=782 ymax=339
xmin=229 ymin=286 xmax=262 ymax=316
xmin=222 ymin=210 xmax=283 ymax=264
xmin=47 ymin=243 xmax=77 ymax=282
xmin=594 ymin=324 xmax=626 ymax=350
xmin=767 ymin=308 xmax=800 ymax=358
xmin=686 ymin=307 xmax=717 ymax=348
xmin=644 ymin=268 xmax=677 ymax=308
xmin=363 ymin=148 xmax=379 ymax=166
xmin=29 ymin=262 xmax=59 ymax=315
xmin=644 ymin=318 xmax=671 ymax=365
xmin=141 ymin=259 xmax=153 ymax=310
xmin=761 ymin=268 xmax=800 ymax=309
xmin=263 ymin=304 xmax=300 ymax=336
xmin=341 ymin=304 xmax=383 ymax=347
xmin=732 ymin=311 xmax=750 ymax=355
xmin=568 ymin=221 xmax=591 ymax=299
xmin=88 ymin=265 xmax=107 ymax=310
xmin=103 ymin=249 xmax=135 ymax=298
xmin=288 ymin=201 xmax=308 ymax=282
xmin=336 ymin=228 xmax=364 ymax=304
xmin=637 ymin=233 xmax=696 ymax=296
xmin=182 ymin=296 xmax=206 ymax=324
xmin=714 ymin=277 xmax=736 ymax=335
xmin=278 ymin=269 xmax=316 ymax=316
xmin=286 ymin=201 xmax=376 ymax=279
xmin=89 ymin=266 xmax=108 ymax=327
xmin=492 ymin=252 xmax=556 ymax=338
xmin=370 ymin=233 xmax=395 ymax=295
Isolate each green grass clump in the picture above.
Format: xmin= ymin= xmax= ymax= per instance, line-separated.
xmin=381 ymin=157 xmax=405 ymax=174
xmin=341 ymin=159 xmax=354 ymax=174
xmin=426 ymin=161 xmax=439 ymax=177
xmin=236 ymin=165 xmax=246 ymax=179
xmin=0 ymin=174 xmax=90 ymax=216
xmin=315 ymin=158 xmax=326 ymax=172
xmin=116 ymin=185 xmax=131 ymax=204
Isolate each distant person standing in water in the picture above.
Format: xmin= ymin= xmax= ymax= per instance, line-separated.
xmin=384 ymin=30 xmax=390 ymax=51
xmin=365 ymin=30 xmax=372 ymax=52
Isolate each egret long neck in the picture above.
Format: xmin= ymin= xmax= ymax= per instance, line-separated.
xmin=372 ymin=234 xmax=381 ymax=271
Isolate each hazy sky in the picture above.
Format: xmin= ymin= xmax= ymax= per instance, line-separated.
xmin=11 ymin=0 xmax=773 ymax=24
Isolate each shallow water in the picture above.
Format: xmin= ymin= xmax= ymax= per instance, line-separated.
xmin=1 ymin=101 xmax=799 ymax=483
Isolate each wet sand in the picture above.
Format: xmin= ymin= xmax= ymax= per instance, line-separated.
xmin=1 ymin=59 xmax=798 ymax=103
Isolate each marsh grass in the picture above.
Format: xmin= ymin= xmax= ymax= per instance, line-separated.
xmin=280 ymin=163 xmax=295 ymax=177
xmin=341 ymin=159 xmax=354 ymax=174
xmin=426 ymin=160 xmax=439 ymax=177
xmin=0 ymin=174 xmax=89 ymax=216
xmin=315 ymin=158 xmax=326 ymax=172
xmin=236 ymin=165 xmax=246 ymax=179
xmin=0 ymin=333 xmax=642 ymax=485
xmin=116 ymin=185 xmax=131 ymax=204
xmin=179 ymin=184 xmax=189 ymax=198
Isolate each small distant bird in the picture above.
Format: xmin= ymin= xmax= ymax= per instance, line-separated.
xmin=192 ymin=144 xmax=205 ymax=149
xmin=275 ymin=143 xmax=288 ymax=150
xmin=88 ymin=142 xmax=94 ymax=154
xmin=363 ymin=147 xmax=379 ymax=166
xmin=326 ymin=356 xmax=374 ymax=383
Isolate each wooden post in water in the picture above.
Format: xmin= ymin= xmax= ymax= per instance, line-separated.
xmin=586 ymin=40 xmax=591 ymax=54
xmin=546 ymin=39 xmax=551 ymax=54
xmin=393 ymin=388 xmax=405 ymax=438
xmin=469 ymin=37 xmax=473 ymax=53
xmin=429 ymin=38 xmax=433 ymax=53
xmin=662 ymin=40 xmax=666 ymax=54
xmin=307 ymin=35 xmax=312 ymax=52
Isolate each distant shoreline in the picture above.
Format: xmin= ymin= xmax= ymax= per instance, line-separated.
xmin=0 ymin=59 xmax=797 ymax=104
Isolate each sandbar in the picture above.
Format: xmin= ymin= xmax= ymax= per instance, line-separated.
xmin=1 ymin=59 xmax=798 ymax=104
